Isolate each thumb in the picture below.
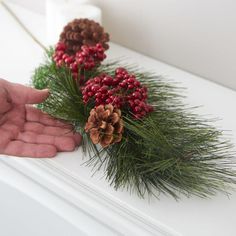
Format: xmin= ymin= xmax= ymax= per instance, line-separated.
xmin=5 ymin=80 xmax=49 ymax=104
xmin=23 ymin=87 xmax=49 ymax=104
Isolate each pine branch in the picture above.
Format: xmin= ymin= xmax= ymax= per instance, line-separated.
xmin=31 ymin=56 xmax=236 ymax=199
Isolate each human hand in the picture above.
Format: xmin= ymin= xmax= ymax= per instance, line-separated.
xmin=0 ymin=79 xmax=81 ymax=158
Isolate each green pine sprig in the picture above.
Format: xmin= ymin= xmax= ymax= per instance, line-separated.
xmin=31 ymin=51 xmax=236 ymax=199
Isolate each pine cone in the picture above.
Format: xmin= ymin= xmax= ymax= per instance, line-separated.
xmin=59 ymin=18 xmax=110 ymax=55
xmin=85 ymin=104 xmax=124 ymax=147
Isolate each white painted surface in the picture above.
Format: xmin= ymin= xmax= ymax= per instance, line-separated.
xmin=0 ymin=159 xmax=120 ymax=236
xmin=0 ymin=171 xmax=86 ymax=236
xmin=7 ymin=0 xmax=236 ymax=90
xmin=0 ymin=3 xmax=236 ymax=236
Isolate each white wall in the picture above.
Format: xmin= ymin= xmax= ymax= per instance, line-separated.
xmin=8 ymin=0 xmax=45 ymax=13
xmin=7 ymin=0 xmax=236 ymax=90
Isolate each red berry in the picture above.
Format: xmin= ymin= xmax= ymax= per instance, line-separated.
xmin=142 ymin=94 xmax=148 ymax=99
xmin=70 ymin=62 xmax=78 ymax=72
xmin=112 ymin=77 xmax=119 ymax=85
xmin=149 ymin=106 xmax=154 ymax=112
xmin=134 ymin=81 xmax=140 ymax=87
xmin=56 ymin=43 xmax=66 ymax=51
xmin=95 ymin=92 xmax=102 ymax=98
xmin=127 ymin=78 xmax=135 ymax=84
xmin=143 ymin=86 xmax=148 ymax=92
xmin=95 ymin=98 xmax=101 ymax=104
xmin=83 ymin=94 xmax=89 ymax=101
xmin=116 ymin=74 xmax=123 ymax=80
xmin=62 ymin=54 xmax=69 ymax=60
xmin=107 ymin=90 xmax=113 ymax=96
xmin=56 ymin=50 xmax=64 ymax=57
xmin=88 ymin=92 xmax=93 ymax=97
xmin=115 ymin=67 xmax=126 ymax=75
xmin=101 ymin=94 xmax=106 ymax=100
xmin=78 ymin=57 xmax=84 ymax=64
xmin=124 ymin=74 xmax=130 ymax=80
xmin=103 ymin=76 xmax=113 ymax=86
xmin=57 ymin=59 xmax=64 ymax=66
xmin=81 ymin=51 xmax=88 ymax=57
xmin=100 ymin=86 xmax=108 ymax=93
xmin=96 ymin=43 xmax=103 ymax=49
xmin=132 ymin=92 xmax=141 ymax=99
xmin=65 ymin=56 xmax=74 ymax=64
xmin=119 ymin=82 xmax=126 ymax=88
xmin=94 ymin=77 xmax=101 ymax=83
xmin=128 ymin=84 xmax=134 ymax=89
xmin=113 ymin=96 xmax=120 ymax=104
xmin=134 ymin=106 xmax=141 ymax=113
xmin=91 ymin=85 xmax=100 ymax=92
xmin=99 ymin=52 xmax=106 ymax=60
xmin=53 ymin=56 xmax=59 ymax=62
xmin=105 ymin=98 xmax=112 ymax=104
xmin=129 ymin=100 xmax=134 ymax=107
xmin=140 ymin=111 xmax=146 ymax=117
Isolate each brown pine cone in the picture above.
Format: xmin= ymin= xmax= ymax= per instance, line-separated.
xmin=85 ymin=104 xmax=124 ymax=148
xmin=59 ymin=18 xmax=110 ymax=55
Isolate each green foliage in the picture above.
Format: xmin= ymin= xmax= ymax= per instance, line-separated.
xmin=31 ymin=54 xmax=236 ymax=199
xmin=32 ymin=47 xmax=55 ymax=90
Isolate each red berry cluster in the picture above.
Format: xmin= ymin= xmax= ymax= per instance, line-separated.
xmin=53 ymin=42 xmax=106 ymax=80
xmin=76 ymin=44 xmax=106 ymax=70
xmin=81 ymin=68 xmax=153 ymax=119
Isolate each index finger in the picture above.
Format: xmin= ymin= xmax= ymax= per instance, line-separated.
xmin=26 ymin=106 xmax=72 ymax=128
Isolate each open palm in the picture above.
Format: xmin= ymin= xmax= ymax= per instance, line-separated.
xmin=0 ymin=79 xmax=81 ymax=158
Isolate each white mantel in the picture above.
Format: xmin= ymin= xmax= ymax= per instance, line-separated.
xmin=0 ymin=3 xmax=236 ymax=236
